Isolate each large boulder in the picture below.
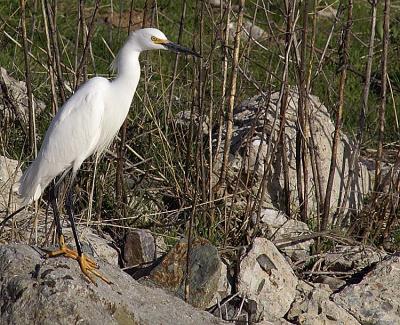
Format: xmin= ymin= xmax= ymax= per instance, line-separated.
xmin=214 ymin=90 xmax=372 ymax=216
xmin=237 ymin=237 xmax=298 ymax=321
xmin=0 ymin=243 xmax=229 ymax=325
xmin=333 ymin=253 xmax=400 ymax=324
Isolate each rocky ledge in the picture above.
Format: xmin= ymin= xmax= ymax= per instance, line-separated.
xmin=0 ymin=244 xmax=228 ymax=325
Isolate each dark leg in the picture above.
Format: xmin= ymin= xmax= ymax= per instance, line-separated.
xmin=65 ymin=172 xmax=83 ymax=256
xmin=64 ymin=171 xmax=111 ymax=285
xmin=50 ymin=180 xmax=63 ymax=242
xmin=46 ymin=179 xmax=79 ymax=260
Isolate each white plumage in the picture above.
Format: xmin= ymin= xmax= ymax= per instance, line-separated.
xmin=19 ymin=28 xmax=198 ymax=205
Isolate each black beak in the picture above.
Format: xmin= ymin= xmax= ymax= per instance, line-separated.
xmin=163 ymin=41 xmax=201 ymax=58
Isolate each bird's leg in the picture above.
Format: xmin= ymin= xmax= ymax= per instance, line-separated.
xmin=65 ymin=173 xmax=111 ymax=285
xmin=46 ymin=181 xmax=80 ymax=261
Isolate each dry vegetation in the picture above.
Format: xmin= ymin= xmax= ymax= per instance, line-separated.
xmin=0 ymin=0 xmax=399 ymax=264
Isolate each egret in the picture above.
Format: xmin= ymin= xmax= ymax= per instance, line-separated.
xmin=5 ymin=28 xmax=200 ymax=284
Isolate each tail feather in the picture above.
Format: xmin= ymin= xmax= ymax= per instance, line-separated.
xmin=19 ymin=160 xmax=45 ymax=205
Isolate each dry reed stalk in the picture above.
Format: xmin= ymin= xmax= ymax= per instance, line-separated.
xmin=277 ymin=0 xmax=296 ymax=218
xmin=214 ymin=0 xmax=245 ymax=191
xmin=44 ymin=0 xmax=66 ymax=103
xmin=296 ymin=0 xmax=309 ymax=222
xmin=41 ymin=0 xmax=58 ymax=114
xmin=375 ymin=0 xmax=390 ymax=190
xmin=321 ymin=0 xmax=353 ymax=231
xmin=335 ymin=0 xmax=377 ymax=225
xmin=74 ymin=0 xmax=100 ymax=87
xmin=20 ymin=0 xmax=36 ymax=157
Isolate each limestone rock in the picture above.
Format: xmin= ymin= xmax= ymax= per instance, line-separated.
xmin=0 ymin=243 xmax=228 ymax=325
xmin=288 ymin=281 xmax=360 ymax=325
xmin=264 ymin=213 xmax=313 ymax=262
xmin=317 ymin=6 xmax=338 ymax=19
xmin=0 ymin=67 xmax=45 ymax=127
xmin=150 ymin=237 xmax=229 ymax=309
xmin=228 ymin=20 xmax=268 ymax=41
xmin=0 ymin=156 xmax=22 ymax=217
xmin=123 ymin=229 xmax=155 ymax=266
xmin=214 ymin=90 xmax=372 ymax=217
xmin=63 ymin=227 xmax=119 ymax=266
xmin=257 ymin=208 xmax=288 ymax=228
xmin=257 ymin=319 xmax=295 ymax=325
xmin=323 ymin=245 xmax=386 ymax=272
xmin=333 ymin=253 xmax=400 ymax=324
xmin=175 ymin=110 xmax=210 ymax=135
xmin=314 ymin=275 xmax=346 ymax=291
xmin=237 ymin=237 xmax=298 ymax=321
xmin=155 ymin=235 xmax=168 ymax=258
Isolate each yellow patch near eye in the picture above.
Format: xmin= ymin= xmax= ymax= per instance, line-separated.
xmin=151 ymin=36 xmax=168 ymax=44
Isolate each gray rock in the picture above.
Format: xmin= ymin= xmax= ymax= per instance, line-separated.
xmin=257 ymin=208 xmax=288 ymax=228
xmin=317 ymin=6 xmax=338 ymax=19
xmin=288 ymin=281 xmax=360 ymax=325
xmin=63 ymin=227 xmax=119 ymax=266
xmin=258 ymin=319 xmax=295 ymax=325
xmin=150 ymin=237 xmax=229 ymax=309
xmin=0 ymin=67 xmax=45 ymax=127
xmin=213 ymin=90 xmax=373 ymax=217
xmin=155 ymin=235 xmax=168 ymax=258
xmin=261 ymin=209 xmax=314 ymax=261
xmin=124 ymin=229 xmax=155 ymax=266
xmin=0 ymin=156 xmax=22 ymax=217
xmin=228 ymin=20 xmax=268 ymax=41
xmin=175 ymin=110 xmax=210 ymax=135
xmin=314 ymin=275 xmax=346 ymax=291
xmin=333 ymin=253 xmax=400 ymax=325
xmin=324 ymin=245 xmax=386 ymax=272
xmin=0 ymin=243 xmax=229 ymax=325
xmin=237 ymin=238 xmax=298 ymax=321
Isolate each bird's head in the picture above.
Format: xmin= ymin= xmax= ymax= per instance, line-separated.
xmin=128 ymin=28 xmax=201 ymax=57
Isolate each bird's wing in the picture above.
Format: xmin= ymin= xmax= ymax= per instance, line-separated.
xmin=19 ymin=77 xmax=109 ymax=202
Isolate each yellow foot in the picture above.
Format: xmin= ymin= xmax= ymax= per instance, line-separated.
xmin=45 ymin=235 xmax=111 ymax=285
xmin=78 ymin=254 xmax=112 ymax=285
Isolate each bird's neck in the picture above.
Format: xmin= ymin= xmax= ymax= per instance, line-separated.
xmin=112 ymin=44 xmax=141 ymax=92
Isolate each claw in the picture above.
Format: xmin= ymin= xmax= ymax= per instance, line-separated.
xmin=78 ymin=254 xmax=112 ymax=285
xmin=46 ymin=234 xmax=111 ymax=284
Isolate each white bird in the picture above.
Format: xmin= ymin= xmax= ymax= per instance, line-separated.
xmin=6 ymin=28 xmax=199 ymax=284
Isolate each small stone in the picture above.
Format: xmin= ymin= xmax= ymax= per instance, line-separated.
xmin=272 ymin=219 xmax=313 ymax=262
xmin=155 ymin=235 xmax=168 ymax=258
xmin=0 ymin=156 xmax=23 ymax=218
xmin=228 ymin=20 xmax=268 ymax=41
xmin=317 ymin=6 xmax=338 ymax=19
xmin=288 ymin=281 xmax=360 ymax=325
xmin=123 ymin=229 xmax=155 ymax=266
xmin=258 ymin=208 xmax=288 ymax=227
xmin=315 ymin=275 xmax=346 ymax=291
xmin=0 ymin=67 xmax=45 ymax=127
xmin=237 ymin=238 xmax=298 ymax=320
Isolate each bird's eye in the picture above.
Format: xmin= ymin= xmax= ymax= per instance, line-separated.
xmin=151 ymin=36 xmax=158 ymax=42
